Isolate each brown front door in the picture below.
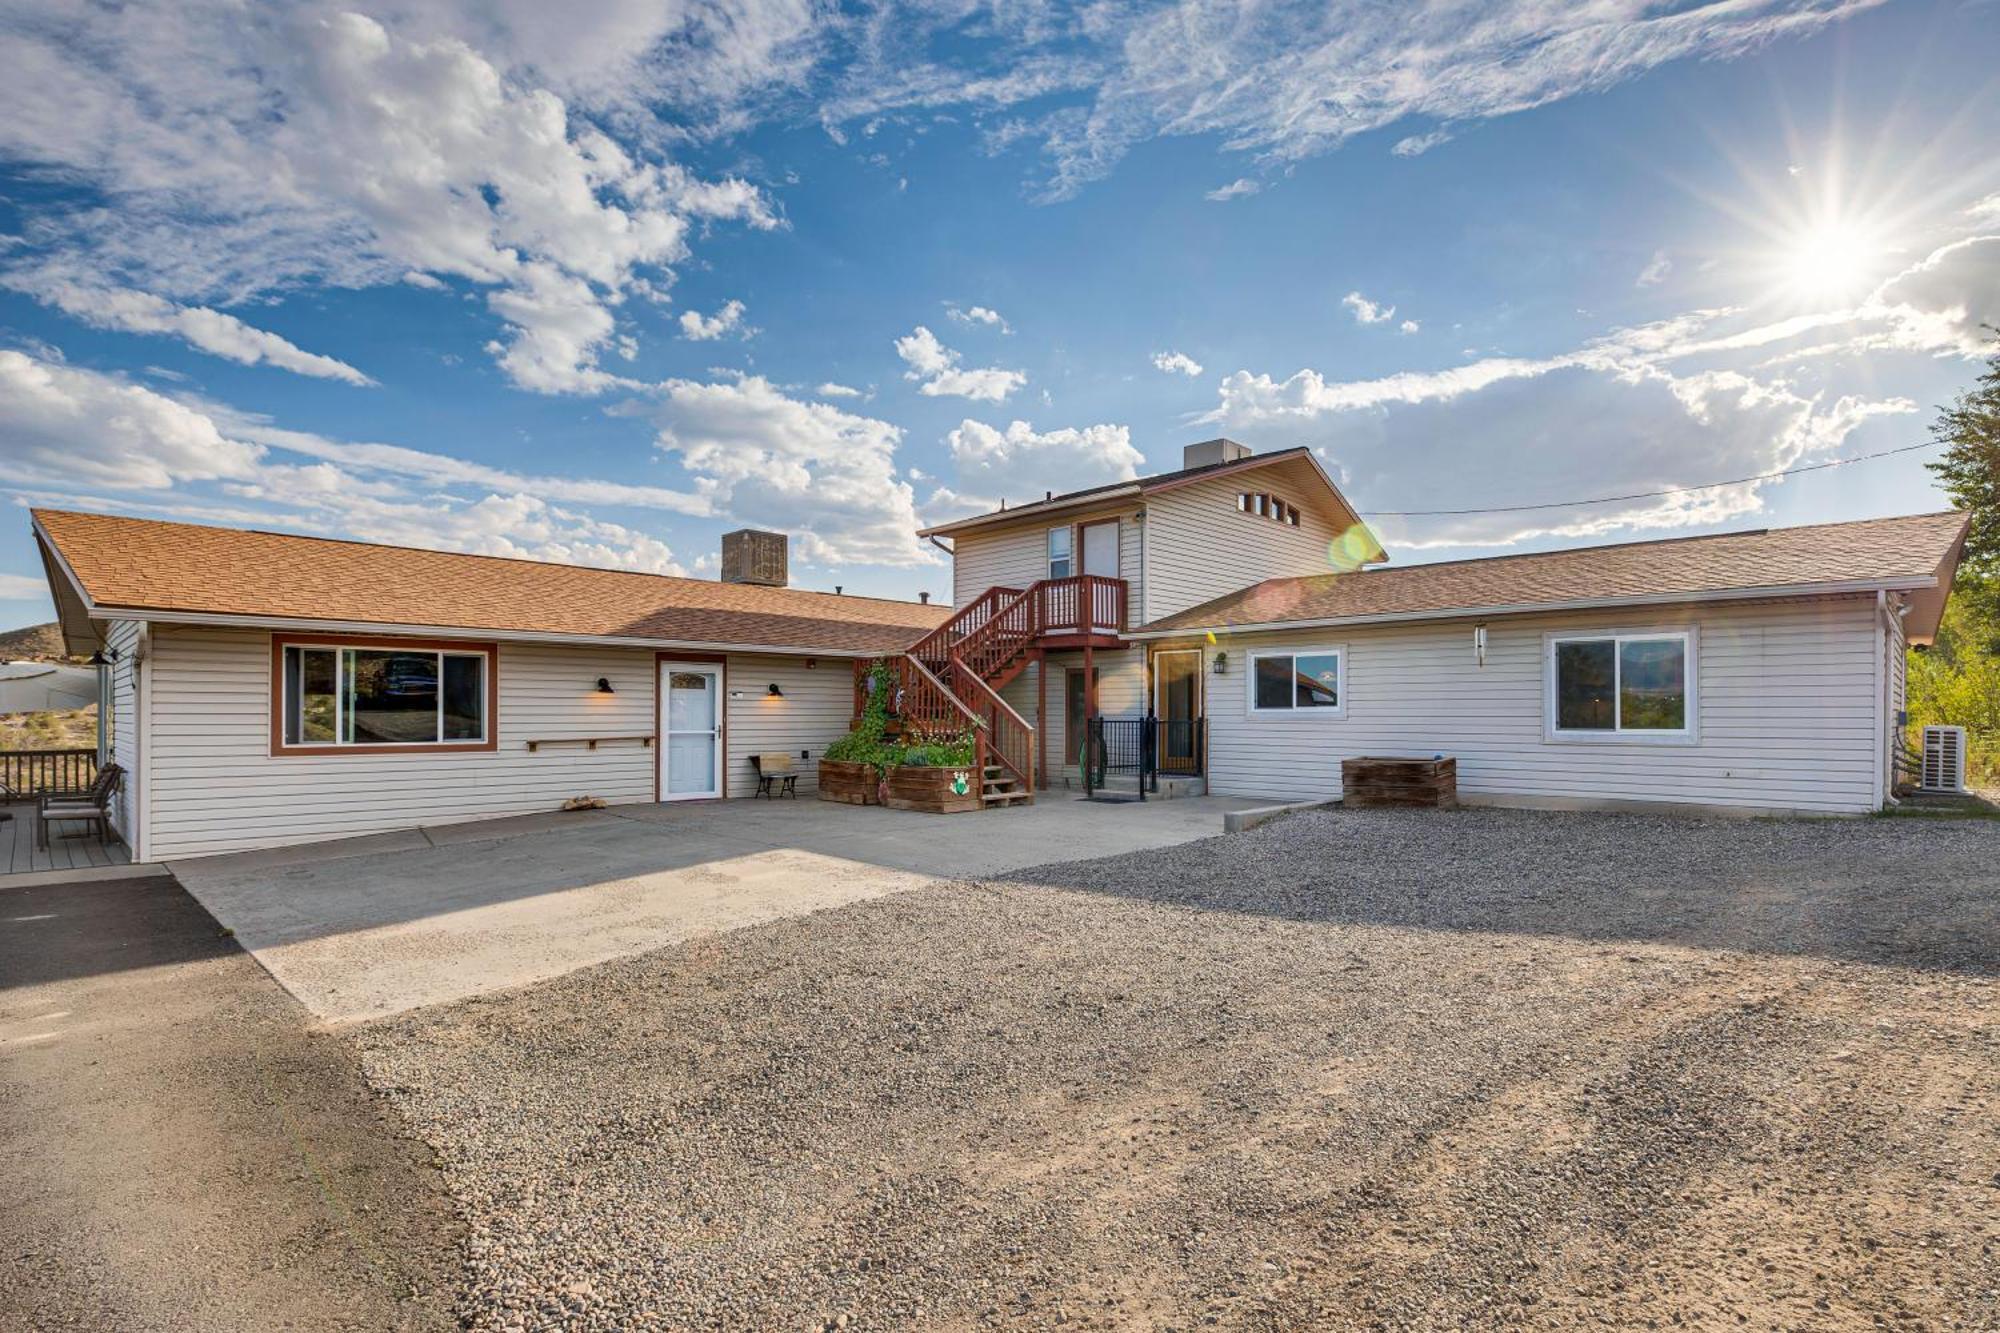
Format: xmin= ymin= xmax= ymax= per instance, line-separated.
xmin=1154 ymin=649 xmax=1202 ymax=773
xmin=1064 ymin=667 xmax=1100 ymax=774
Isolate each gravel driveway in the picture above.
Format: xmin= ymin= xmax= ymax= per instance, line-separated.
xmin=356 ymin=808 xmax=2000 ymax=1331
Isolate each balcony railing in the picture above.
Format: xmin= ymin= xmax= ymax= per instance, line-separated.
xmin=0 ymin=748 xmax=100 ymax=797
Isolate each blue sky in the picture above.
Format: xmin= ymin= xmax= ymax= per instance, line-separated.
xmin=1 ymin=0 xmax=1997 ymax=625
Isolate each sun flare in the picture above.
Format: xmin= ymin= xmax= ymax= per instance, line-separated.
xmin=1780 ymin=219 xmax=1883 ymax=302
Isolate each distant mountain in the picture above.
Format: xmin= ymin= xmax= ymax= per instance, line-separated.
xmin=0 ymin=623 xmax=74 ymax=663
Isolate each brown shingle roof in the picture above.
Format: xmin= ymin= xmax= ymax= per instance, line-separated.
xmin=34 ymin=510 xmax=949 ymax=654
xmin=1139 ymin=511 xmax=1970 ymax=634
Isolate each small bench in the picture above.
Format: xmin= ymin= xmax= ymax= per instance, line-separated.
xmin=750 ymin=753 xmax=798 ymax=799
xmin=38 ymin=762 xmax=125 ymax=848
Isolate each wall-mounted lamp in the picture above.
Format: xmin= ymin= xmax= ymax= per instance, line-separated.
xmin=594 ymin=677 xmax=616 ymax=694
xmin=88 ymin=647 xmax=120 ymax=666
xmin=766 ymin=682 xmax=785 ymax=698
xmin=1210 ymin=650 xmax=1229 ymax=676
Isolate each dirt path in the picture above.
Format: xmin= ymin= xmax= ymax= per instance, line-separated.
xmin=0 ymin=873 xmax=460 ymax=1333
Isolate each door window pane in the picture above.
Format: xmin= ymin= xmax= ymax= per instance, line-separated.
xmin=284 ymin=646 xmax=338 ymax=744
xmin=1556 ymin=640 xmax=1617 ymax=730
xmin=1254 ymin=654 xmax=1293 ymax=710
xmin=668 ymin=671 xmax=715 ymax=730
xmin=1619 ymin=638 xmax=1687 ymax=730
xmin=441 ymin=654 xmax=485 ymax=740
xmin=1293 ymin=653 xmax=1340 ymax=708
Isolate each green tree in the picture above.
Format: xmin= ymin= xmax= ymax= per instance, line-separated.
xmin=1928 ymin=329 xmax=2000 ymax=590
xmin=1911 ymin=333 xmax=2000 ymax=784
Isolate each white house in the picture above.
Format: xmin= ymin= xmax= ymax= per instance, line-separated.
xmin=30 ymin=437 xmax=1971 ymax=859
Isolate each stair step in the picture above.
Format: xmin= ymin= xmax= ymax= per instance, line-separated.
xmin=981 ymin=789 xmax=1032 ymax=805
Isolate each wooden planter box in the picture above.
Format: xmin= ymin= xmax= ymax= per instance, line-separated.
xmin=881 ymin=764 xmax=983 ymax=814
xmin=1342 ymin=756 xmax=1457 ymax=809
xmin=817 ymin=760 xmax=881 ymax=806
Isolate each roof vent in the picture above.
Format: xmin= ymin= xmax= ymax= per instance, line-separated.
xmin=721 ymin=529 xmax=788 ymax=587
xmin=1183 ymin=438 xmax=1252 ymax=470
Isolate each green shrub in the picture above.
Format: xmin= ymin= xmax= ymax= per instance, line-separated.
xmin=822 ymin=661 xmax=980 ymax=773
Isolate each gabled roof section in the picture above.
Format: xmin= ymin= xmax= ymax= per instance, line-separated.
xmin=917 ymin=444 xmax=1387 ymax=561
xmin=32 ymin=510 xmax=950 ymax=655
xmin=1134 ymin=511 xmax=1971 ymax=642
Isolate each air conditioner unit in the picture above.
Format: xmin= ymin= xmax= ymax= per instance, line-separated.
xmin=1920 ymin=725 xmax=1967 ymax=793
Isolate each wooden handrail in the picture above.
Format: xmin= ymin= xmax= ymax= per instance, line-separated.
xmin=0 ymin=748 xmax=99 ymax=797
xmin=910 ymin=584 xmax=1025 ymax=668
xmin=950 ymin=661 xmax=1034 ymax=794
xmin=890 ymin=653 xmax=985 ymax=740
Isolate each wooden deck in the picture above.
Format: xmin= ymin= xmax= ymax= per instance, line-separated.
xmin=2 ymin=802 xmax=133 ymax=875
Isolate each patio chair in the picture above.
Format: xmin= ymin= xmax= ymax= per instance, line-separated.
xmin=38 ymin=762 xmax=123 ymax=850
xmin=750 ymin=753 xmax=798 ymax=799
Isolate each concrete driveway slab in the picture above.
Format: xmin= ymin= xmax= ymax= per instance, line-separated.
xmin=170 ymin=795 xmax=1259 ymax=1024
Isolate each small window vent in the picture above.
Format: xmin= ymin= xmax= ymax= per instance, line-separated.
xmin=1238 ymin=492 xmax=1301 ymax=526
xmin=1920 ymin=725 xmax=1967 ymax=793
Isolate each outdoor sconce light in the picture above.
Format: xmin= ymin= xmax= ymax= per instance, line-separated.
xmin=89 ymin=648 xmax=120 ymax=666
xmin=1211 ymin=651 xmax=1229 ymax=676
xmin=594 ymin=677 xmax=615 ymax=694
xmin=766 ymin=682 xmax=785 ymax=698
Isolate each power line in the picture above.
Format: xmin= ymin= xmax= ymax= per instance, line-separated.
xmin=1359 ymin=440 xmax=1940 ymax=518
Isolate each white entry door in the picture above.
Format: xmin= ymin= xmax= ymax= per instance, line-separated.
xmin=660 ymin=663 xmax=722 ymax=800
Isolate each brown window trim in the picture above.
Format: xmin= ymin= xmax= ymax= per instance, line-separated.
xmin=269 ymin=632 xmax=500 ymax=756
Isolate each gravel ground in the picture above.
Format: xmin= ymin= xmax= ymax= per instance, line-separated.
xmin=356 ymin=807 xmax=2000 ymax=1332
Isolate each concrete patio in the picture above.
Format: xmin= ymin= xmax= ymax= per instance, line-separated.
xmin=169 ymin=793 xmax=1265 ymax=1024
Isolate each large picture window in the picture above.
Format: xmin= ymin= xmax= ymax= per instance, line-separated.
xmin=275 ymin=638 xmax=494 ymax=752
xmin=1248 ymin=648 xmax=1344 ymax=716
xmin=1548 ymin=631 xmax=1693 ymax=739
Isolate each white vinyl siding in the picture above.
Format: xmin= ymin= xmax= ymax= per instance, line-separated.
xmin=951 ymin=507 xmax=1142 ymax=612
xmin=1143 ymin=467 xmax=1359 ymax=624
xmin=143 ymin=626 xmax=659 ymax=858
xmin=103 ymin=619 xmax=143 ymax=850
xmin=1202 ymin=596 xmax=1887 ymax=815
xmin=998 ymin=650 xmax=1145 ymax=783
xmin=723 ymin=655 xmax=859 ymax=798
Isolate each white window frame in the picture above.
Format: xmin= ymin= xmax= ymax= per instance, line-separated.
xmin=1046 ymin=525 xmax=1074 ymax=579
xmin=1544 ymin=627 xmax=1698 ymax=745
xmin=280 ymin=642 xmax=492 ymax=750
xmin=1246 ymin=646 xmax=1347 ymax=719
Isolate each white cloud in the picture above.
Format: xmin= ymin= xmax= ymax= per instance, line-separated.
xmin=678 ymin=299 xmax=751 ymax=341
xmin=824 ymin=0 xmax=1879 ymax=200
xmin=1398 ymin=319 xmax=1420 ymax=335
xmin=1636 ymin=250 xmax=1673 ymax=287
xmin=0 ymin=572 xmax=49 ymax=600
xmin=815 ymin=381 xmax=864 ymax=398
xmin=945 ymin=303 xmax=1012 ymax=333
xmin=1343 ymin=291 xmax=1396 ymax=325
xmin=1205 ymin=178 xmax=1261 ymax=203
xmin=0 ymin=347 xmax=694 ymax=573
xmin=1391 ymin=129 xmax=1454 ymax=157
xmin=894 ymin=325 xmax=1026 ymax=401
xmin=1197 ymin=234 xmax=2000 ymax=550
xmin=0 ymin=7 xmax=777 ymax=393
xmin=943 ymin=419 xmax=1145 ymax=507
xmin=647 ymin=374 xmax=928 ymax=565
xmin=7 ymin=277 xmax=373 ymax=385
xmin=1152 ymin=351 xmax=1205 ymax=377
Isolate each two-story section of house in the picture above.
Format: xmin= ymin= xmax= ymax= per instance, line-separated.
xmin=916 ymin=438 xmax=1388 ymax=789
xmin=920 ymin=437 xmax=1969 ymax=817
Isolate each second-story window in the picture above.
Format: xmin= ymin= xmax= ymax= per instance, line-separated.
xmin=1239 ymin=492 xmax=1302 ymax=527
xmin=1047 ymin=526 xmax=1074 ymax=578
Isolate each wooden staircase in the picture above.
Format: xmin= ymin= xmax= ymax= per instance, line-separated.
xmin=893 ymin=575 xmax=1128 ymax=809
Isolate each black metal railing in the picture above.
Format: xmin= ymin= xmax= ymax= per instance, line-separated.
xmin=0 ymin=748 xmax=99 ymax=797
xmin=1083 ymin=717 xmax=1148 ymax=800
